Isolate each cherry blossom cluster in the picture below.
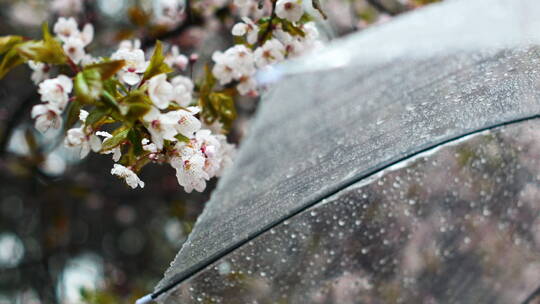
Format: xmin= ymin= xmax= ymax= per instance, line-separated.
xmin=212 ymin=0 xmax=323 ymax=96
xmin=16 ymin=17 xmax=236 ymax=192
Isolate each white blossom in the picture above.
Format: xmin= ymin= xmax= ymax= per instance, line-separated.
xmin=212 ymin=45 xmax=255 ymax=85
xmin=231 ymin=17 xmax=259 ymax=45
xmin=95 ymin=131 xmax=122 ymax=162
xmin=80 ymin=23 xmax=94 ymax=46
xmin=111 ymin=164 xmax=145 ymax=189
xmin=254 ymin=38 xmax=285 ymax=68
xmin=79 ymin=109 xmax=89 ymax=122
xmin=154 ymin=0 xmax=184 ymax=27
xmin=53 ymin=17 xmax=79 ymax=42
xmin=111 ymin=48 xmax=148 ymax=86
xmin=63 ymin=36 xmax=86 ymax=64
xmin=165 ymin=46 xmax=189 ymax=70
xmin=53 ymin=17 xmax=93 ymax=47
xmin=28 ymin=61 xmax=49 ymax=84
xmin=142 ymin=107 xmax=181 ymax=150
xmin=194 ymin=130 xmax=222 ymax=177
xmin=65 ymin=127 xmax=102 ymax=159
xmin=274 ymin=29 xmax=304 ymax=56
xmin=299 ymin=22 xmax=323 ymax=52
xmin=118 ymin=39 xmax=141 ymax=51
xmin=202 ymin=120 xmax=225 ymax=135
xmin=31 ymin=104 xmax=63 ymax=134
xmin=169 ymin=107 xmax=202 ymax=138
xmin=170 ymin=75 xmax=194 ymax=107
xmin=148 ymin=74 xmax=173 ymax=109
xmin=170 ymin=144 xmax=209 ymax=193
xmin=38 ymin=75 xmax=73 ymax=110
xmin=142 ymin=138 xmax=158 ymax=153
xmin=169 ymin=127 xmax=236 ymax=192
xmin=211 ymin=57 xmax=236 ymax=85
xmin=236 ymin=76 xmax=257 ymax=95
xmin=274 ymin=22 xmax=322 ymax=57
xmin=80 ymin=54 xmax=99 ymax=66
xmin=276 ymin=0 xmax=304 ymax=23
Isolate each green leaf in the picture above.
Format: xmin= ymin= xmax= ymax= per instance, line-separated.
xmin=124 ymin=102 xmax=151 ymax=121
xmin=17 ymin=23 xmax=66 ymax=64
xmin=280 ymin=19 xmax=305 ymax=37
xmin=209 ymin=92 xmax=236 ymax=120
xmin=128 ymin=128 xmax=143 ymax=156
xmin=198 ymin=64 xmax=216 ymax=103
xmin=75 ymin=68 xmax=103 ymax=104
xmin=101 ymin=89 xmax=119 ymax=109
xmin=85 ymin=60 xmax=126 ymax=80
xmin=0 ymin=48 xmax=24 ymax=79
xmin=64 ymin=100 xmax=82 ymax=131
xmin=257 ymin=17 xmax=271 ymax=25
xmin=142 ymin=41 xmax=172 ymax=82
xmin=206 ymin=91 xmax=236 ymax=130
xmin=174 ymin=133 xmax=190 ymax=143
xmin=0 ymin=36 xmax=23 ymax=55
xmin=85 ymin=107 xmax=109 ymax=127
xmin=101 ymin=128 xmax=130 ymax=151
xmin=118 ymin=91 xmax=151 ymax=120
xmin=121 ymin=90 xmax=149 ymax=104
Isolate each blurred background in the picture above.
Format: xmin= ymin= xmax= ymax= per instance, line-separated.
xmin=0 ymin=0 xmax=437 ymax=303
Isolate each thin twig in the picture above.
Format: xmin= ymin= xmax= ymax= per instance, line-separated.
xmin=365 ymin=0 xmax=398 ymax=16
xmin=257 ymin=0 xmax=277 ymax=47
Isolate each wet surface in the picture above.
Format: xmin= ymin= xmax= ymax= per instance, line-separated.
xmin=163 ymin=119 xmax=540 ymax=303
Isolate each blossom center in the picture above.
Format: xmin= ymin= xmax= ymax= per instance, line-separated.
xmin=151 ymin=120 xmax=161 ymax=129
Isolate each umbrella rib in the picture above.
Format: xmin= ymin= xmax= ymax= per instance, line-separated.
xmin=521 ymin=283 xmax=540 ymax=304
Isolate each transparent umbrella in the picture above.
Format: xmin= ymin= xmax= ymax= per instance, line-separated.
xmin=143 ymin=0 xmax=540 ymax=302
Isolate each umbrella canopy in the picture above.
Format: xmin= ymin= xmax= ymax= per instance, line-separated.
xmin=151 ymin=0 xmax=540 ymax=302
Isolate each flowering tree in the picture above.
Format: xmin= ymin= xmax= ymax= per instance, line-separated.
xmin=0 ymin=0 xmax=342 ymax=193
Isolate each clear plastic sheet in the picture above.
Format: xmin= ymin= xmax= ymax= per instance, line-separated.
xmin=155 ymin=0 xmax=540 ymax=299
xmin=162 ymin=119 xmax=540 ymax=303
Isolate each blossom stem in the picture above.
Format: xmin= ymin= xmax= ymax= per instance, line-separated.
xmin=257 ymin=0 xmax=277 ymax=47
xmin=66 ymin=57 xmax=80 ymax=73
